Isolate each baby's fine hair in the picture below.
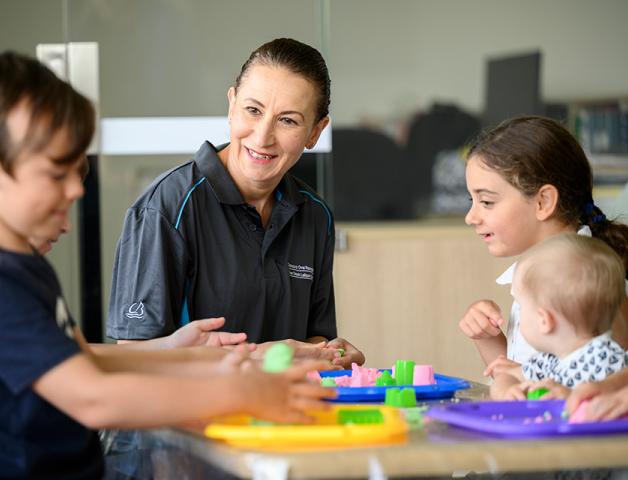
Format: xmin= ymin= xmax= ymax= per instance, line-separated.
xmin=468 ymin=116 xmax=628 ymax=277
xmin=0 ymin=50 xmax=94 ymax=175
xmin=517 ymin=233 xmax=625 ymax=335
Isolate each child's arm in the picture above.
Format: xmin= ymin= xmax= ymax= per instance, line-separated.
xmin=459 ymin=300 xmax=507 ymax=366
xmin=474 ymin=335 xmax=508 ymax=367
xmin=32 ymin=353 xmax=334 ymax=429
xmin=78 ymin=328 xmax=255 ymax=377
xmin=90 ymin=345 xmax=249 ymax=377
xmin=484 ymin=354 xmax=522 ymax=379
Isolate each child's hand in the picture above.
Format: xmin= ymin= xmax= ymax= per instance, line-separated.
xmin=241 ymin=361 xmax=337 ymax=423
xmin=566 ymin=381 xmax=605 ymax=416
xmin=168 ymin=317 xmax=249 ymax=348
xmin=484 ymin=355 xmax=521 ymax=378
xmin=213 ymin=344 xmax=256 ymax=374
xmin=459 ymin=300 xmax=505 ymax=339
xmin=569 ymin=386 xmax=628 ymax=421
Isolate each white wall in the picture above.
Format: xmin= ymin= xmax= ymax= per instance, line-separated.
xmin=328 ymin=0 xmax=628 ymax=125
xmin=2 ymin=0 xmax=628 ymax=335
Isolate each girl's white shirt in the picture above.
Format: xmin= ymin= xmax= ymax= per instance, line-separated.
xmin=496 ymin=226 xmax=627 ymax=364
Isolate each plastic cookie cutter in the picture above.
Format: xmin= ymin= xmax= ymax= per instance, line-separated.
xmin=384 ymin=387 xmax=417 ymax=408
xmin=394 ymin=360 xmax=416 ymax=386
xmin=375 ymin=370 xmax=396 ymax=386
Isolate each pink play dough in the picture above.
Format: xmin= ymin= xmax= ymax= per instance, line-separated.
xmin=413 ymin=365 xmax=436 ymax=385
xmin=569 ymin=400 xmax=628 ymax=424
xmin=333 ymin=363 xmax=382 ymax=387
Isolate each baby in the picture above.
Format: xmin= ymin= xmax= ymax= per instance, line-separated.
xmin=491 ymin=233 xmax=628 ymax=400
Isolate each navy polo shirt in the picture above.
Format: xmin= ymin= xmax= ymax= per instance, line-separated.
xmin=107 ymin=141 xmax=337 ymax=343
xmin=0 ymin=249 xmax=103 ymax=479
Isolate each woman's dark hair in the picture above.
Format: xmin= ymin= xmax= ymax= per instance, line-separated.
xmin=0 ymin=50 xmax=95 ymax=174
xmin=234 ymin=38 xmax=330 ymax=122
xmin=468 ymin=115 xmax=628 ymax=276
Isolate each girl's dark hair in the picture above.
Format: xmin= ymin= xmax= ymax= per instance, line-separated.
xmin=0 ymin=50 xmax=95 ymax=174
xmin=234 ymin=38 xmax=330 ymax=122
xmin=468 ymin=115 xmax=628 ymax=276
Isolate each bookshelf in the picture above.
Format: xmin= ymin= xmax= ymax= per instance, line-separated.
xmin=568 ymin=97 xmax=628 ymax=183
xmin=566 ymin=98 xmax=628 ymax=216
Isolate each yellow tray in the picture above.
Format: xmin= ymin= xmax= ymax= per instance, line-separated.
xmin=204 ymin=405 xmax=408 ymax=451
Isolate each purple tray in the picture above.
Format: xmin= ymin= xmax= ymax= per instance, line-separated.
xmin=426 ymin=400 xmax=628 ymax=438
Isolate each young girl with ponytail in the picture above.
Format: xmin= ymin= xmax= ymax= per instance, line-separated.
xmin=458 ymin=116 xmax=628 ymax=376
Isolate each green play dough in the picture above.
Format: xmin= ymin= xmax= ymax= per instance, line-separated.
xmin=321 ymin=377 xmax=338 ymax=387
xmin=263 ymin=343 xmax=294 ymax=372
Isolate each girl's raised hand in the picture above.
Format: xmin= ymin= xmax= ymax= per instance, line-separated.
xmin=459 ymin=299 xmax=505 ymax=339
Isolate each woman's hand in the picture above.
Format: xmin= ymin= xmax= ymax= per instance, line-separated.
xmin=168 ymin=317 xmax=249 ymax=348
xmin=459 ymin=300 xmax=504 ymax=339
xmin=325 ymin=338 xmax=366 ymax=368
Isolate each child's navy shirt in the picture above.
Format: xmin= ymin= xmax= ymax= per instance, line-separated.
xmin=0 ymin=249 xmax=103 ymax=479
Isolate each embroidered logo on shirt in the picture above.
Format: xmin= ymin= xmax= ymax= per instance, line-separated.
xmin=125 ymin=301 xmax=145 ymax=319
xmin=56 ymin=297 xmax=75 ymax=339
xmin=288 ymin=263 xmax=314 ymax=281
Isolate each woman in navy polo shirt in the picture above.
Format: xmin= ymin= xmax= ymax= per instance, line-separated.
xmin=108 ymin=38 xmax=365 ymax=367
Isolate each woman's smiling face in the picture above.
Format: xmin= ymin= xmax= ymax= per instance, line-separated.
xmin=223 ymin=64 xmax=329 ymax=191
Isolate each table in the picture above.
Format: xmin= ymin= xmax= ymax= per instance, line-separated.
xmin=136 ymin=384 xmax=628 ymax=479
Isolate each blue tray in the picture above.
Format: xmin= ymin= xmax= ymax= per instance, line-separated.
xmin=426 ymin=400 xmax=628 ymax=438
xmin=319 ymin=369 xmax=470 ymax=403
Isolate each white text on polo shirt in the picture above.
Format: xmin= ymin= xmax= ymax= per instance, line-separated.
xmin=288 ymin=263 xmax=314 ymax=281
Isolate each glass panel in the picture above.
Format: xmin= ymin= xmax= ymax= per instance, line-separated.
xmin=0 ymin=0 xmax=85 ymax=325
xmin=64 ymin=0 xmax=329 ymax=336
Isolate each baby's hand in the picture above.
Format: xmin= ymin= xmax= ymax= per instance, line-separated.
xmin=527 ymin=379 xmax=570 ymax=400
xmin=503 ymin=381 xmax=533 ymax=401
xmin=484 ymin=355 xmax=521 ymax=379
xmin=459 ymin=300 xmax=504 ymax=339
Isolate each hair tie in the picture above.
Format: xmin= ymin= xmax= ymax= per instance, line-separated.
xmin=584 ymin=202 xmax=606 ymax=224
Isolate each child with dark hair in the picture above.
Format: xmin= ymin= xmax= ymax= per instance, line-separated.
xmin=0 ymin=50 xmax=332 ymax=479
xmin=459 ymin=116 xmax=628 ymax=379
